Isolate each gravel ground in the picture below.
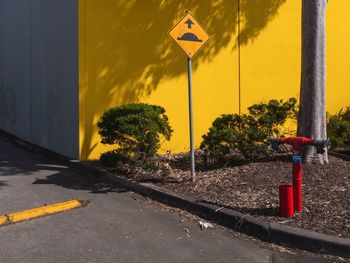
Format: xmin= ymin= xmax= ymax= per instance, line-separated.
xmin=127 ymin=153 xmax=350 ymax=239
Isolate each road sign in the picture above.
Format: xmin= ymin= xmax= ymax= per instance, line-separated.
xmin=169 ymin=12 xmax=210 ymax=59
xmin=168 ymin=11 xmax=210 ymax=183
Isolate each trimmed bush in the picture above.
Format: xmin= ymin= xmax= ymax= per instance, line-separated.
xmin=100 ymin=150 xmax=131 ymax=167
xmin=200 ymin=98 xmax=297 ymax=162
xmin=98 ymin=103 xmax=173 ymax=167
xmin=327 ymin=107 xmax=350 ymax=148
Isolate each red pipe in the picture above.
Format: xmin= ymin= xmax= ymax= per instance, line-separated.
xmin=278 ymin=137 xmax=316 ymax=214
xmin=279 ymin=185 xmax=294 ymax=218
xmin=279 ymin=137 xmax=316 ymax=154
xmin=269 ymin=137 xmax=328 ymax=216
xmin=292 ymin=155 xmax=303 ymax=212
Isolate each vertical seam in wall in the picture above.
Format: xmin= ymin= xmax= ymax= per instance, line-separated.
xmin=237 ymin=0 xmax=241 ymax=115
xmin=81 ymin=0 xmax=88 ymax=160
xmin=75 ymin=0 xmax=80 ymax=159
xmin=85 ymin=2 xmax=88 ymax=160
xmin=29 ymin=0 xmax=33 ymax=140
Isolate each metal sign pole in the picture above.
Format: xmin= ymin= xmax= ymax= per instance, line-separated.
xmin=187 ymin=58 xmax=196 ymax=183
xmin=169 ymin=11 xmax=209 ymax=184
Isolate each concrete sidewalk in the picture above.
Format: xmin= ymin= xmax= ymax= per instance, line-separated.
xmin=0 ymin=136 xmax=344 ymax=263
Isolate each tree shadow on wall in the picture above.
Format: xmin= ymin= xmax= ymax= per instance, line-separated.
xmin=81 ymin=0 xmax=287 ymax=159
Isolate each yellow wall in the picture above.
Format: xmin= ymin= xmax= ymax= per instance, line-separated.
xmin=79 ymin=0 xmax=350 ymax=160
xmin=327 ymin=0 xmax=350 ymax=112
xmin=240 ymin=0 xmax=301 ymax=111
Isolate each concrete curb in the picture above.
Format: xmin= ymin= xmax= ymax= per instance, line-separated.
xmin=329 ymin=151 xmax=350 ymax=161
xmin=72 ymin=160 xmax=350 ymax=258
xmin=1 ymin=129 xmax=349 ymax=258
xmin=270 ymin=223 xmax=350 ymax=258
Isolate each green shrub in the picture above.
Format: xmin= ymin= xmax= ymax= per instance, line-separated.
xmin=100 ymin=150 xmax=131 ymax=167
xmin=98 ymin=103 xmax=173 ymax=167
xmin=200 ymin=98 xmax=297 ymax=162
xmin=341 ymin=107 xmax=350 ymax=121
xmin=327 ymin=107 xmax=350 ymax=148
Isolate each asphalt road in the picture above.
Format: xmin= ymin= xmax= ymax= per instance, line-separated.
xmin=0 ymin=136 xmax=344 ymax=263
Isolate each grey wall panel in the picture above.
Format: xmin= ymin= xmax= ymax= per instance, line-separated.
xmin=30 ymin=0 xmax=48 ymax=147
xmin=0 ymin=0 xmax=79 ymax=159
xmin=0 ymin=0 xmax=31 ymax=140
xmin=30 ymin=0 xmax=79 ymax=158
xmin=0 ymin=1 xmax=4 ymax=116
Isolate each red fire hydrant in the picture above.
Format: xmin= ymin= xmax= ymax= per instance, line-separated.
xmin=268 ymin=137 xmax=329 ymax=216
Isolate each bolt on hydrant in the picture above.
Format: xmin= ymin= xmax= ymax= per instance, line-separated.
xmin=268 ymin=137 xmax=329 ymax=217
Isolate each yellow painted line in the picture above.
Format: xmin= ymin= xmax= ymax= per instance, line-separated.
xmin=0 ymin=215 xmax=8 ymax=226
xmin=1 ymin=200 xmax=84 ymax=225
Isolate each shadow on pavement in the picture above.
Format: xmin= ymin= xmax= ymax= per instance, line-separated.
xmin=0 ymin=180 xmax=8 ymax=189
xmin=0 ymin=137 xmax=128 ymax=195
xmin=0 ymin=160 xmax=127 ymax=195
xmin=32 ymin=170 xmax=128 ymax=195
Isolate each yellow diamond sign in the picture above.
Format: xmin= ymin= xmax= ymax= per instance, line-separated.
xmin=169 ymin=12 xmax=210 ymax=59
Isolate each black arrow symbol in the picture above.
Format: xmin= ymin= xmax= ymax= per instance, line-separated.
xmin=185 ymin=19 xmax=194 ymax=29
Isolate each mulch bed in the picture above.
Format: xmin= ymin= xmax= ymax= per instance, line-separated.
xmin=125 ymin=152 xmax=350 ymax=239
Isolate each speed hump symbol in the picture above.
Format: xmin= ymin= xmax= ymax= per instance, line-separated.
xmin=169 ymin=12 xmax=210 ymax=59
